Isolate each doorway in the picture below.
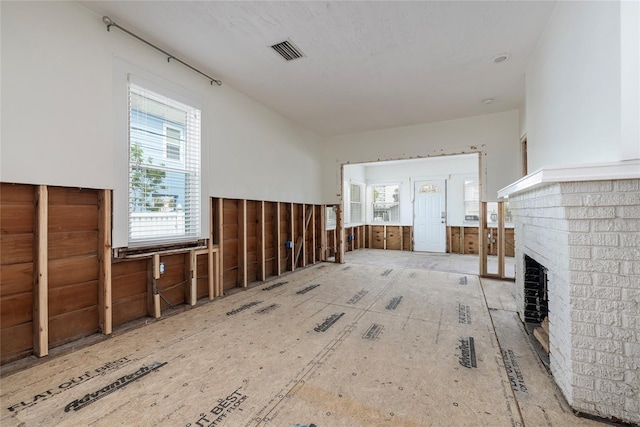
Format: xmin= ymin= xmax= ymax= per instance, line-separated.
xmin=413 ymin=179 xmax=446 ymax=252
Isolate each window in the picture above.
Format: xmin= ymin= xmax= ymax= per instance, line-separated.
xmin=128 ymin=81 xmax=200 ymax=245
xmin=326 ymin=206 xmax=337 ymax=230
xmin=348 ymin=183 xmax=364 ymax=224
xmin=164 ymin=126 xmax=182 ymax=161
xmin=464 ymin=180 xmax=479 ymax=221
xmin=372 ymin=184 xmax=399 ymax=223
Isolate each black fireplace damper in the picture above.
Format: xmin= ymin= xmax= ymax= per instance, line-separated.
xmin=524 ymin=255 xmax=548 ymax=323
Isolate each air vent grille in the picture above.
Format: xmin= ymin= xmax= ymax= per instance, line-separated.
xmin=271 ymin=40 xmax=305 ymax=61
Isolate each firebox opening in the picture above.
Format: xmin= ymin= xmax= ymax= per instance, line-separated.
xmin=524 ymin=255 xmax=550 ymax=359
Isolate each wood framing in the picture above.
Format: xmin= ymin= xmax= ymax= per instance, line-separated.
xmin=33 ymin=185 xmax=48 ymax=357
xmin=289 ymin=203 xmax=295 ymax=271
xmin=497 ymin=201 xmax=506 ymax=278
xmin=152 ymin=254 xmax=161 ymax=318
xmin=258 ymin=201 xmax=266 ymax=281
xmin=479 ymin=201 xmax=487 ymax=277
xmin=239 ymin=199 xmax=248 ymax=287
xmin=215 ymin=198 xmax=224 ymax=296
xmin=320 ymin=206 xmax=327 ymax=261
xmin=275 ymin=202 xmax=281 ymax=275
xmin=208 ymin=198 xmax=215 ymax=299
xmin=189 ymin=250 xmax=197 ymax=306
xmin=335 ymin=204 xmax=344 ymax=263
xmin=98 ymin=189 xmax=112 ymax=335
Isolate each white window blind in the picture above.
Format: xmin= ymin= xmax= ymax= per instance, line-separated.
xmin=128 ymin=81 xmax=201 ymax=245
xmin=372 ymin=184 xmax=400 ymax=223
xmin=349 ymin=183 xmax=363 ymax=224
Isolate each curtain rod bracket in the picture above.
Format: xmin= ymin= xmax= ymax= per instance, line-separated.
xmin=102 ymin=16 xmax=222 ymax=87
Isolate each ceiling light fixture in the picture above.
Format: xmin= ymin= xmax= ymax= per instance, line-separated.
xmin=493 ymin=53 xmax=510 ymax=63
xmin=482 ymin=98 xmax=494 ymax=105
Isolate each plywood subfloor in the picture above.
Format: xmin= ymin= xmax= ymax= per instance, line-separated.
xmin=1 ymin=259 xmax=606 ymax=426
xmin=345 ymin=249 xmax=516 ymax=278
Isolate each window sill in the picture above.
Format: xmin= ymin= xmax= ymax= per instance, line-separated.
xmin=114 ymin=239 xmax=208 ymax=259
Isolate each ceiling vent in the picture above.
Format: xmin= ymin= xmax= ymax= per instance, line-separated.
xmin=271 ymin=40 xmax=305 ymax=61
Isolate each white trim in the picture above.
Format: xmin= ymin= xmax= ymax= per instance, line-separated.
xmin=498 ymin=160 xmax=640 ymax=199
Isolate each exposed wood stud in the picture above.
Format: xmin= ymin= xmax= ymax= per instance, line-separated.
xmin=239 ymin=199 xmax=248 ymax=287
xmin=189 ymin=250 xmax=197 ymax=306
xmin=400 ymin=225 xmax=404 ymax=251
xmin=275 ymin=202 xmax=281 ymax=275
xmin=311 ymin=206 xmax=316 ymax=264
xmin=336 ymin=204 xmax=344 ymax=263
xmin=289 ymin=203 xmax=295 ymax=272
xmin=33 ymin=185 xmax=48 ymax=357
xmin=320 ymin=206 xmax=327 ymax=261
xmin=383 ymin=225 xmax=387 ymax=250
xmin=497 ymin=201 xmax=506 ymax=278
xmin=152 ymin=254 xmax=161 ymax=318
xmin=479 ymin=201 xmax=487 ymax=277
xmin=215 ymin=198 xmax=224 ymax=296
xmin=258 ymin=201 xmax=266 ymax=281
xmin=98 ymin=189 xmax=112 ymax=335
xmin=368 ymin=225 xmax=373 ymax=249
xmin=208 ymin=198 xmax=215 ymax=299
xmin=301 ymin=204 xmax=306 ymax=267
xmin=214 ymin=248 xmax=220 ymax=297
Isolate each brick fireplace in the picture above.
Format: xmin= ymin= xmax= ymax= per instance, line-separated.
xmin=499 ymin=161 xmax=640 ymax=425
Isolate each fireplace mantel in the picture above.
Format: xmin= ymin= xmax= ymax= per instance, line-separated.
xmin=498 ymin=159 xmax=640 ymax=199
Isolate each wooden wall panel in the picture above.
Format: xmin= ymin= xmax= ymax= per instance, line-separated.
xmin=48 ymin=307 xmax=99 ymax=347
xmin=505 ymin=229 xmax=515 ymax=257
xmin=314 ymin=206 xmax=323 ymax=261
xmin=264 ymin=202 xmax=276 ymax=278
xmin=446 ymin=226 xmax=513 ymax=257
xmin=0 ymin=182 xmax=35 ymax=364
xmin=47 ymin=187 xmax=100 ymax=349
xmin=157 ymin=254 xmax=187 ymax=310
xmin=464 ymin=227 xmax=479 ymax=255
xmin=371 ymin=226 xmax=385 ymax=249
xmin=449 ymin=227 xmax=461 ymax=254
xmin=112 ymin=259 xmax=148 ymax=327
xmin=246 ymin=200 xmax=258 ymax=284
xmin=402 ymin=226 xmax=412 ymax=251
xmin=1 ymin=323 xmax=32 ymax=364
xmin=196 ymin=254 xmax=209 ymax=299
xmin=305 ymin=206 xmax=314 ymax=264
xmin=223 ymin=199 xmax=239 ymax=290
xmin=279 ymin=204 xmax=289 ymax=272
xmin=294 ymin=204 xmax=302 ymax=268
xmin=344 ymin=227 xmax=352 ymax=252
xmin=386 ymin=226 xmax=401 ymax=250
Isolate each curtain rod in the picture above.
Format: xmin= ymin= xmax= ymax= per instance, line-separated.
xmin=102 ymin=16 xmax=222 ymax=86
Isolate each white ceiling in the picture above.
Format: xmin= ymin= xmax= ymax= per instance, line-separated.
xmin=81 ymin=1 xmax=557 ymax=137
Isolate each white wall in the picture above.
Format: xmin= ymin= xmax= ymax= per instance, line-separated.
xmin=0 ymin=1 xmax=323 ymax=248
xmin=526 ymin=1 xmax=637 ymax=172
xmin=355 ymin=155 xmax=478 ymax=226
xmin=621 ymin=0 xmax=640 ymax=161
xmin=322 ymin=111 xmax=520 ymax=204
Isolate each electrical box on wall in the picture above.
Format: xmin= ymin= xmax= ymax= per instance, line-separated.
xmin=159 ymin=262 xmax=166 ymax=274
xmin=285 ymin=241 xmax=293 ymax=249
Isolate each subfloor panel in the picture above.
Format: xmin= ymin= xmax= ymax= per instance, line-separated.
xmin=1 ymin=260 xmax=607 ymax=426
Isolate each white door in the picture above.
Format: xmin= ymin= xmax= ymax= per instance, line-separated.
xmin=413 ymin=180 xmax=446 ymax=252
